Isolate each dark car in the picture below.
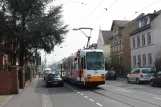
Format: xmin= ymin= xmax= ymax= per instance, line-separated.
xmin=150 ymin=71 xmax=161 ymax=87
xmin=106 ymin=70 xmax=117 ymax=80
xmin=45 ymin=73 xmax=64 ymax=87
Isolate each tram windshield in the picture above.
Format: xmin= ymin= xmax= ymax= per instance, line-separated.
xmin=86 ymin=52 xmax=104 ymax=70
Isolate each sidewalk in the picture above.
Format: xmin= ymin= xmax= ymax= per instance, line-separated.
xmin=0 ymin=77 xmax=36 ymax=107
xmin=2 ymin=77 xmax=52 ymax=107
xmin=0 ymin=95 xmax=15 ymax=107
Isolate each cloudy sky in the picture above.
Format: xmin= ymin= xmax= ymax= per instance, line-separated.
xmin=40 ymin=0 xmax=161 ymax=65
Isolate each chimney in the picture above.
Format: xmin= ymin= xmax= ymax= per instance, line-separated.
xmin=154 ymin=10 xmax=156 ymax=13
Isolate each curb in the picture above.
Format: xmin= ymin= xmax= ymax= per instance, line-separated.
xmin=0 ymin=95 xmax=15 ymax=107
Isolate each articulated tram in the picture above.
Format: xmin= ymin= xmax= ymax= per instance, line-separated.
xmin=62 ymin=49 xmax=106 ymax=86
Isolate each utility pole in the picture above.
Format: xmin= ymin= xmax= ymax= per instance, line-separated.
xmin=45 ymin=52 xmax=47 ymax=67
xmin=73 ymin=27 xmax=93 ymax=48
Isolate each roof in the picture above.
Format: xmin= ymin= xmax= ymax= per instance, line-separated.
xmin=130 ymin=13 xmax=159 ymax=35
xmin=111 ymin=20 xmax=130 ymax=31
xmin=101 ymin=30 xmax=113 ymax=44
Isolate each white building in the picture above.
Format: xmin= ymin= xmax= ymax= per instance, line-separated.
xmin=130 ymin=10 xmax=161 ymax=69
xmin=97 ymin=30 xmax=113 ymax=57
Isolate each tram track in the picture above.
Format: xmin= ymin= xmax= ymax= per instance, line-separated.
xmin=91 ymin=87 xmax=161 ymax=107
xmin=65 ymin=82 xmax=161 ymax=107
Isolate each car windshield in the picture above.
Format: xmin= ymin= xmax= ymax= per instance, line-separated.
xmin=48 ymin=74 xmax=55 ymax=78
xmin=109 ymin=71 xmax=115 ymax=74
xmin=157 ymin=71 xmax=161 ymax=75
xmin=54 ymin=74 xmax=61 ymax=78
xmin=86 ymin=52 xmax=104 ymax=70
xmin=44 ymin=70 xmax=51 ymax=74
xmin=142 ymin=68 xmax=155 ymax=73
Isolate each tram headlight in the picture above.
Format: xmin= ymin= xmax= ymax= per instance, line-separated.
xmin=87 ymin=74 xmax=91 ymax=79
xmin=101 ymin=74 xmax=105 ymax=79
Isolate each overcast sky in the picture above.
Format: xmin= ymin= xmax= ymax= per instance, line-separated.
xmin=40 ymin=0 xmax=161 ymax=65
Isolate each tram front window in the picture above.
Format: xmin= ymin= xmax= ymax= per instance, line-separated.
xmin=86 ymin=52 xmax=104 ymax=70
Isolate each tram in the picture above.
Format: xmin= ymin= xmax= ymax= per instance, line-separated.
xmin=62 ymin=48 xmax=106 ymax=86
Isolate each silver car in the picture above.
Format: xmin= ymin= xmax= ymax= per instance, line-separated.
xmin=127 ymin=68 xmax=155 ymax=84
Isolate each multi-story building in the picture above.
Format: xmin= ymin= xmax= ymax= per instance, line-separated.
xmin=122 ymin=13 xmax=144 ymax=73
xmin=130 ymin=10 xmax=161 ymax=69
xmin=110 ymin=20 xmax=130 ymax=73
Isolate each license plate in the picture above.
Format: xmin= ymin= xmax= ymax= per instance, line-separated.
xmin=95 ymin=72 xmax=98 ymax=74
xmin=53 ymin=82 xmax=58 ymax=84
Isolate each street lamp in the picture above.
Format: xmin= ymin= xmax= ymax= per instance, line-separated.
xmin=73 ymin=27 xmax=93 ymax=48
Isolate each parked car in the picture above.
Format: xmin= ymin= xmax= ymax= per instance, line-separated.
xmin=45 ymin=73 xmax=64 ymax=87
xmin=44 ymin=68 xmax=52 ymax=81
xmin=150 ymin=71 xmax=161 ymax=87
xmin=106 ymin=70 xmax=117 ymax=80
xmin=127 ymin=68 xmax=155 ymax=84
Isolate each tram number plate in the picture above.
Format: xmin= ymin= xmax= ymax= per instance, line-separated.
xmin=95 ymin=72 xmax=98 ymax=74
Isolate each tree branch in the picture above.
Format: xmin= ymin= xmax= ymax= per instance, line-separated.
xmin=24 ymin=48 xmax=39 ymax=64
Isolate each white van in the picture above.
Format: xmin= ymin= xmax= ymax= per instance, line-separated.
xmin=44 ymin=68 xmax=52 ymax=81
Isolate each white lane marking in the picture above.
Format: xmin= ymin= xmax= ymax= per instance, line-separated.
xmin=89 ymin=99 xmax=94 ymax=102
xmin=74 ymin=90 xmax=77 ymax=91
xmin=80 ymin=93 xmax=84 ymax=95
xmin=84 ymin=96 xmax=88 ymax=98
xmin=96 ymin=102 xmax=103 ymax=106
xmin=154 ymin=97 xmax=161 ymax=100
xmin=77 ymin=92 xmax=80 ymax=94
xmin=101 ymin=85 xmax=106 ymax=87
xmin=116 ymin=88 xmax=132 ymax=93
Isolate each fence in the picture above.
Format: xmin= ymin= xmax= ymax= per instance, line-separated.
xmin=0 ymin=66 xmax=18 ymax=95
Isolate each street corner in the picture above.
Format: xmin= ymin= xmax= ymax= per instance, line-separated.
xmin=0 ymin=95 xmax=15 ymax=107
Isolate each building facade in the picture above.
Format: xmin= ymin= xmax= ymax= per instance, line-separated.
xmin=122 ymin=13 xmax=144 ymax=73
xmin=97 ymin=30 xmax=113 ymax=57
xmin=110 ymin=20 xmax=130 ymax=73
xmin=130 ymin=11 xmax=161 ymax=69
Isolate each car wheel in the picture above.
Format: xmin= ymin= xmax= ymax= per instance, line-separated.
xmin=61 ymin=83 xmax=64 ymax=87
xmin=150 ymin=80 xmax=155 ymax=87
xmin=114 ymin=77 xmax=117 ymax=80
xmin=45 ymin=83 xmax=49 ymax=88
xmin=127 ymin=78 xmax=130 ymax=83
xmin=136 ymin=78 xmax=140 ymax=84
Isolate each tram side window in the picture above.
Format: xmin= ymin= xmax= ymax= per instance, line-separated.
xmin=81 ymin=57 xmax=83 ymax=69
xmin=83 ymin=56 xmax=86 ymax=69
xmin=73 ymin=58 xmax=77 ymax=70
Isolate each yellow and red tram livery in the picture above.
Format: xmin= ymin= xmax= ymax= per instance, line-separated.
xmin=63 ymin=49 xmax=106 ymax=86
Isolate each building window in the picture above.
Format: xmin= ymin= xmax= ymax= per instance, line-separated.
xmin=133 ymin=38 xmax=135 ymax=48
xmin=137 ymin=36 xmax=140 ymax=47
xmin=120 ymin=44 xmax=123 ymax=51
xmin=148 ymin=53 xmax=152 ymax=65
xmin=138 ymin=55 xmax=141 ymax=67
xmin=133 ymin=56 xmax=136 ymax=66
xmin=147 ymin=32 xmax=151 ymax=45
xmin=142 ymin=34 xmax=145 ymax=46
xmin=120 ymin=56 xmax=123 ymax=63
xmin=143 ymin=54 xmax=146 ymax=66
xmin=145 ymin=16 xmax=150 ymax=25
xmin=138 ymin=20 xmax=142 ymax=28
xmin=118 ymin=45 xmax=120 ymax=51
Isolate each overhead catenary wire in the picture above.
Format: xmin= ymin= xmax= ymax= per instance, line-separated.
xmin=109 ymin=0 xmax=161 ymax=34
xmin=127 ymin=0 xmax=161 ymax=20
xmin=88 ymin=0 xmax=119 ymax=27
xmin=77 ymin=0 xmax=105 ymax=27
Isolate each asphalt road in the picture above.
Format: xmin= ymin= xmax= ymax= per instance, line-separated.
xmin=2 ymin=77 xmax=161 ymax=107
